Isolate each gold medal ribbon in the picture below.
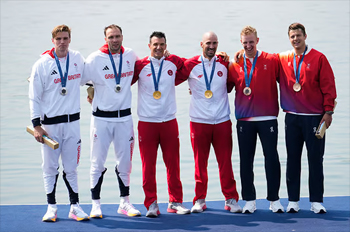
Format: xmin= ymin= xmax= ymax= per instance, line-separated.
xmin=150 ymin=58 xmax=164 ymax=97
xmin=200 ymin=56 xmax=216 ymax=98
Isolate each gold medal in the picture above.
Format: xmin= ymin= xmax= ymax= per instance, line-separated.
xmin=205 ymin=90 xmax=213 ymax=99
xmin=153 ymin=91 xmax=161 ymax=99
xmin=293 ymin=83 xmax=301 ymax=92
xmin=243 ymin=87 xmax=251 ymax=96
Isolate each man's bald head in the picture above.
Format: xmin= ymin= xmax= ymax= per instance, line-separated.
xmin=200 ymin=31 xmax=218 ymax=60
xmin=201 ymin=31 xmax=218 ymax=42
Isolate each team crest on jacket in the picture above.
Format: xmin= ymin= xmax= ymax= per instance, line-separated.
xmin=198 ymin=74 xmax=203 ymax=78
xmin=74 ymin=63 xmax=78 ymax=71
xmin=126 ymin=60 xmax=131 ymax=68
xmin=217 ymin=71 xmax=223 ymax=77
xmin=147 ymin=73 xmax=152 ymax=77
xmin=168 ymin=70 xmax=173 ymax=76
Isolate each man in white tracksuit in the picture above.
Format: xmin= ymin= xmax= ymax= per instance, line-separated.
xmin=29 ymin=24 xmax=89 ymax=222
xmin=82 ymin=24 xmax=140 ymax=218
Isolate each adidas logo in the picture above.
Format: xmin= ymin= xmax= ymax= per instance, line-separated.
xmin=51 ymin=70 xmax=58 ymax=75
xmin=129 ymin=137 xmax=134 ymax=141
xmin=77 ymin=139 xmax=81 ymax=144
xmin=103 ymin=66 xmax=109 ymax=71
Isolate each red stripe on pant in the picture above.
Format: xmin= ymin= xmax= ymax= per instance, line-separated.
xmin=138 ymin=119 xmax=183 ymax=209
xmin=190 ymin=120 xmax=239 ymax=204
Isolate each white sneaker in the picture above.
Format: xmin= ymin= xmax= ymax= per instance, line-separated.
xmin=191 ymin=199 xmax=207 ymax=213
xmin=225 ymin=198 xmax=242 ymax=213
xmin=269 ymin=200 xmax=284 ymax=213
xmin=68 ymin=203 xmax=90 ymax=221
xmin=42 ymin=204 xmax=57 ymax=222
xmin=167 ymin=202 xmax=190 ymax=214
xmin=286 ymin=201 xmax=300 ymax=213
xmin=146 ymin=200 xmax=160 ymax=217
xmin=242 ymin=200 xmax=256 ymax=214
xmin=118 ymin=200 xmax=141 ymax=217
xmin=90 ymin=200 xmax=102 ymax=218
xmin=311 ymin=202 xmax=326 ymax=214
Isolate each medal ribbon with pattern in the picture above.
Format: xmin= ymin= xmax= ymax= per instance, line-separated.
xmin=150 ymin=59 xmax=164 ymax=99
xmin=53 ymin=50 xmax=69 ymax=95
xmin=243 ymin=51 xmax=258 ymax=96
xmin=108 ymin=48 xmax=123 ymax=92
xmin=293 ymin=46 xmax=308 ymax=87
xmin=200 ymin=56 xmax=216 ymax=98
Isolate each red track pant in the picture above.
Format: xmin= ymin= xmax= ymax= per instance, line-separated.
xmin=190 ymin=120 xmax=239 ymax=204
xmin=138 ymin=119 xmax=183 ymax=209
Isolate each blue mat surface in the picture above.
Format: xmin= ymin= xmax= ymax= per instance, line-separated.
xmin=1 ymin=196 xmax=349 ymax=232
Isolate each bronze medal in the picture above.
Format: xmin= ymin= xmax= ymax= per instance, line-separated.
xmin=205 ymin=90 xmax=213 ymax=99
xmin=293 ymin=83 xmax=301 ymax=92
xmin=243 ymin=87 xmax=251 ymax=96
xmin=153 ymin=91 xmax=161 ymax=99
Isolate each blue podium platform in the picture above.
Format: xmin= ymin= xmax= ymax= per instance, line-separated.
xmin=1 ymin=196 xmax=349 ymax=232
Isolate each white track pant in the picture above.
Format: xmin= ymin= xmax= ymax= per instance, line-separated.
xmin=90 ymin=116 xmax=134 ymax=190
xmin=41 ymin=120 xmax=81 ymax=195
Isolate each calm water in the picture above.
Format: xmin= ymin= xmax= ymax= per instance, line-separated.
xmin=1 ymin=1 xmax=349 ymax=205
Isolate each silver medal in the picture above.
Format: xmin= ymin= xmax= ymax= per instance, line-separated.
xmin=115 ymin=84 xmax=121 ymax=93
xmin=60 ymin=87 xmax=67 ymax=96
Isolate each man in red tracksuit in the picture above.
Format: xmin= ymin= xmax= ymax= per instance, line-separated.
xmin=228 ymin=26 xmax=284 ymax=214
xmin=179 ymin=31 xmax=242 ymax=214
xmin=132 ymin=31 xmax=190 ymax=217
xmin=278 ymin=23 xmax=337 ymax=214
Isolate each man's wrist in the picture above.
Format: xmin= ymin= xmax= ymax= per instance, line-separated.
xmin=325 ymin=111 xmax=334 ymax=115
xmin=32 ymin=118 xmax=41 ymax=128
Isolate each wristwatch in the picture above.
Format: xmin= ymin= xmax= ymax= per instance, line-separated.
xmin=325 ymin=111 xmax=334 ymax=115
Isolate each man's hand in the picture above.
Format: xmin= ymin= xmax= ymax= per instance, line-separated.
xmin=216 ymin=51 xmax=230 ymax=62
xmin=320 ymin=113 xmax=333 ymax=129
xmin=87 ymin=96 xmax=93 ymax=104
xmin=34 ymin=126 xmax=48 ymax=144
xmin=234 ymin=49 xmax=244 ymax=63
xmin=164 ymin=50 xmax=171 ymax=58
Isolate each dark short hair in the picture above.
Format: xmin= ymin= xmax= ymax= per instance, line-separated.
xmin=149 ymin=31 xmax=166 ymax=43
xmin=104 ymin=24 xmax=123 ymax=36
xmin=288 ymin=23 xmax=306 ymax=36
xmin=52 ymin=25 xmax=71 ymax=38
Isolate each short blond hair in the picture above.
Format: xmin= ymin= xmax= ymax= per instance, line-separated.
xmin=51 ymin=25 xmax=71 ymax=39
xmin=240 ymin=26 xmax=257 ymax=37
